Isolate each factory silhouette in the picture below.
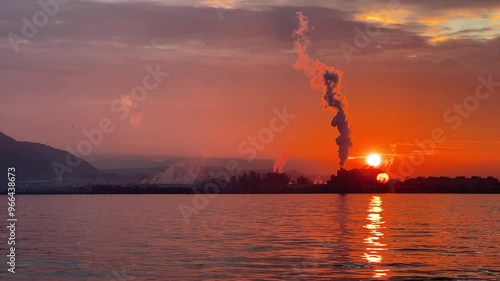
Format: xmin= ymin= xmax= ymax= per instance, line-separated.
xmin=10 ymin=167 xmax=500 ymax=194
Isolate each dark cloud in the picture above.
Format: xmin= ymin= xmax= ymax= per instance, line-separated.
xmin=335 ymin=0 xmax=500 ymax=14
xmin=0 ymin=0 xmax=498 ymax=75
xmin=400 ymin=0 xmax=500 ymax=12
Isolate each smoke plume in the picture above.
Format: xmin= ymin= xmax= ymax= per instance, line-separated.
xmin=292 ymin=12 xmax=352 ymax=167
xmin=146 ymin=159 xmax=203 ymax=184
xmin=273 ymin=153 xmax=289 ymax=173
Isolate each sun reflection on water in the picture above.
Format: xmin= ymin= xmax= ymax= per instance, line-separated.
xmin=363 ymin=196 xmax=389 ymax=279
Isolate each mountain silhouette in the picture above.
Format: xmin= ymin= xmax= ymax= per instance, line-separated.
xmin=0 ymin=132 xmax=101 ymax=181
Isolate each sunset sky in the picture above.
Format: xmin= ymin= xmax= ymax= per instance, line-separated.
xmin=1 ymin=0 xmax=499 ymax=177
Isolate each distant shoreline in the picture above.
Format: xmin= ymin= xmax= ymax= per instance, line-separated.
xmin=4 ymin=191 xmax=500 ymax=195
xmin=4 ymin=170 xmax=499 ymax=195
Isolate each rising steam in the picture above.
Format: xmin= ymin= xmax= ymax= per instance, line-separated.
xmin=146 ymin=159 xmax=203 ymax=184
xmin=273 ymin=153 xmax=289 ymax=173
xmin=292 ymin=12 xmax=352 ymax=167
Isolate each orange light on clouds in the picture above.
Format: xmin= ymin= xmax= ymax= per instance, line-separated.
xmin=354 ymin=10 xmax=409 ymax=25
xmin=202 ymin=0 xmax=237 ymax=8
xmin=418 ymin=18 xmax=445 ymax=25
xmin=429 ymin=35 xmax=450 ymax=44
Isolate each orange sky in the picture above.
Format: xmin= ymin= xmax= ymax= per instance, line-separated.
xmin=0 ymin=0 xmax=499 ymax=177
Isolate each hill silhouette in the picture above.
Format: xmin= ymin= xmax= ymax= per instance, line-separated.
xmin=0 ymin=132 xmax=101 ymax=181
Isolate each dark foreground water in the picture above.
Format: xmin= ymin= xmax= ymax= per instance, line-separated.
xmin=1 ymin=194 xmax=499 ymax=280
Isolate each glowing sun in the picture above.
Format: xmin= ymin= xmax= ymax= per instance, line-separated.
xmin=377 ymin=173 xmax=390 ymax=184
xmin=366 ymin=153 xmax=382 ymax=167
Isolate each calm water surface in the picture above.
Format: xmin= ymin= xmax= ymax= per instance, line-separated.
xmin=3 ymin=194 xmax=499 ymax=280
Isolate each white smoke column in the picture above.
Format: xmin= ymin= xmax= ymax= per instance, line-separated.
xmin=147 ymin=159 xmax=203 ymax=184
xmin=292 ymin=12 xmax=352 ymax=167
xmin=273 ymin=153 xmax=289 ymax=173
